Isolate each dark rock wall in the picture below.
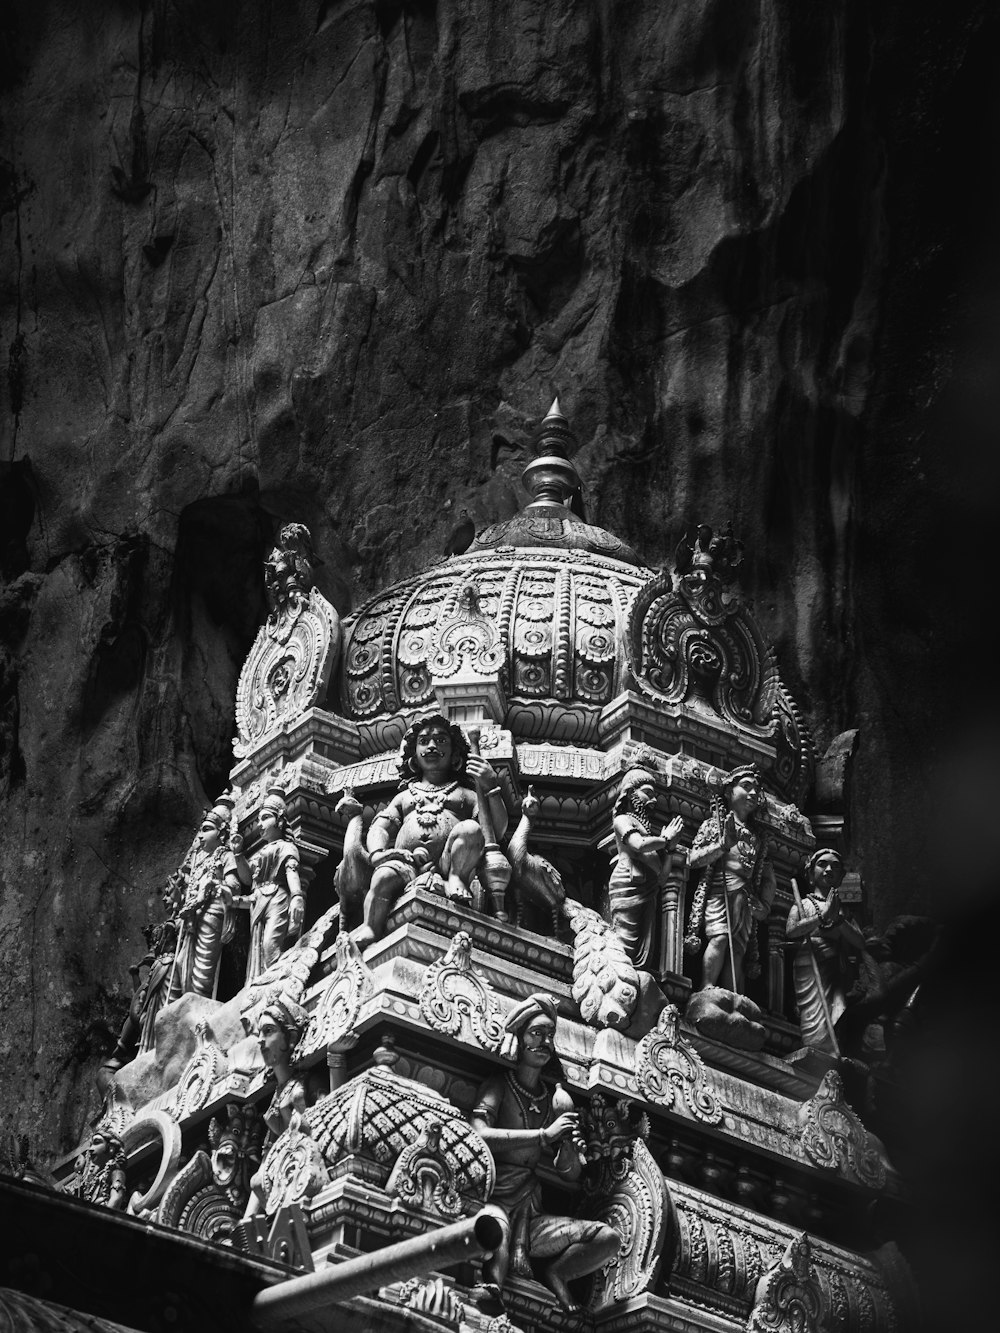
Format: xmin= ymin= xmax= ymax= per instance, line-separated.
xmin=0 ymin=1 xmax=995 ymax=1152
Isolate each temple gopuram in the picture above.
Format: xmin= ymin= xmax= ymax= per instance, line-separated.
xmin=4 ymin=403 xmax=923 ymax=1333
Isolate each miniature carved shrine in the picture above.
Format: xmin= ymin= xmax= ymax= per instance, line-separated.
xmin=38 ymin=403 xmax=916 ymax=1333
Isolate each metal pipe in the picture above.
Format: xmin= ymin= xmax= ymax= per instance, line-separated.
xmin=251 ymin=1207 xmax=506 ymax=1326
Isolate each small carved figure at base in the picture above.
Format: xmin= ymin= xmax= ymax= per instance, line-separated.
xmin=471 ymin=994 xmax=619 ymax=1311
xmin=685 ymin=764 xmax=776 ymax=993
xmin=608 ymin=767 xmax=684 ymax=968
xmin=350 ymin=715 xmax=508 ymax=949
xmin=685 ymin=986 xmax=767 ymax=1051
xmin=241 ymin=994 xmax=311 ymax=1222
xmin=232 ymin=788 xmax=304 ymax=985
xmin=68 ymin=1131 xmax=127 ymax=1211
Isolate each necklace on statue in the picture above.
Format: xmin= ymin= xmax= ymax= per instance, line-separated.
xmin=411 ymin=780 xmax=458 ymax=835
xmin=732 ymin=821 xmax=758 ymax=872
xmin=506 ymin=1070 xmax=548 ymax=1119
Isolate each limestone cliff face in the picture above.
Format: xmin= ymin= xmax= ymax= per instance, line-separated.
xmin=0 ymin=2 xmax=995 ymax=1151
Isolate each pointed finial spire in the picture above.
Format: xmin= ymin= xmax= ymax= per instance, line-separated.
xmin=521 ymin=395 xmax=581 ymax=509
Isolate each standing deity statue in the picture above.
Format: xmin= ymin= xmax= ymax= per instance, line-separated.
xmin=69 ymin=1130 xmax=127 ymax=1210
xmin=167 ymin=796 xmax=250 ymax=1003
xmin=350 ymin=714 xmax=509 ymax=950
xmin=786 ymin=849 xmax=866 ymax=1053
xmin=100 ymin=918 xmax=179 ymax=1083
xmin=471 ymin=994 xmax=619 ymax=1312
xmin=685 ymin=764 xmax=776 ymax=993
xmin=233 ymin=787 xmax=304 ymax=984
xmin=240 ymin=995 xmax=311 ymax=1222
xmin=608 ymin=767 xmax=685 ymax=968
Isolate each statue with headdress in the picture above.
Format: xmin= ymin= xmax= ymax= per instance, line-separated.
xmin=68 ymin=1130 xmax=127 ymax=1211
xmin=166 ymin=795 xmax=251 ymax=1002
xmin=786 ymin=848 xmax=866 ymax=1054
xmin=232 ymin=786 xmax=304 ymax=984
xmin=684 ymin=763 xmax=776 ymax=993
xmin=350 ymin=713 xmax=509 ymax=950
xmin=470 ymin=993 xmax=619 ymax=1312
xmin=608 ymin=766 xmax=685 ymax=968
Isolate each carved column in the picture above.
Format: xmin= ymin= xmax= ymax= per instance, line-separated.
xmin=767 ymin=916 xmax=786 ymax=1016
xmin=659 ymin=854 xmax=689 ymax=978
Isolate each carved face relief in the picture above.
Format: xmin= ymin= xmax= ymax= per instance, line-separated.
xmin=197 ymin=820 xmax=221 ymax=851
xmin=810 ymin=853 xmax=845 ymax=893
xmin=728 ymin=776 xmax=761 ymax=821
xmin=88 ymin=1132 xmax=109 ymax=1164
xmin=258 ymin=808 xmax=280 ymax=840
xmin=519 ymin=1016 xmax=556 ymax=1067
xmin=414 ymin=725 xmax=453 ymax=780
xmin=631 ymin=782 xmax=656 ymax=814
xmin=257 ymin=1017 xmax=290 ymax=1070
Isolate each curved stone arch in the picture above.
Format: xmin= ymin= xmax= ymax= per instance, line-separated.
xmin=122 ymin=1109 xmax=183 ymax=1215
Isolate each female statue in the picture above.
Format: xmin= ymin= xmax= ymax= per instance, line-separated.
xmin=240 ymin=994 xmax=311 ymax=1223
xmin=786 ymin=848 xmax=866 ymax=1052
xmin=235 ymin=787 xmax=304 ymax=983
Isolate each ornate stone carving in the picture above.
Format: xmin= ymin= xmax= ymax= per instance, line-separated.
xmin=172 ymin=1018 xmax=227 ymax=1120
xmin=66 ymin=1131 xmax=126 ymax=1210
xmin=242 ymin=901 xmax=339 ymax=1022
xmin=234 ymin=523 xmax=341 ymax=757
xmin=799 ymin=1071 xmax=886 ymax=1190
xmin=233 ymin=786 xmax=306 ymax=985
xmin=430 ymin=581 xmax=506 ymax=679
xmin=418 ymin=931 xmax=504 ymax=1051
xmin=580 ymin=1096 xmax=674 ymax=1312
xmin=397 ymin=1278 xmax=463 ymax=1324
xmin=747 ymin=1233 xmax=829 ymax=1333
xmin=562 ymin=897 xmax=639 ymax=1030
xmin=607 ymin=765 xmax=684 ymax=968
xmin=157 ymin=1103 xmax=264 ymax=1240
xmin=94 ymin=1079 xmax=135 ymax=1139
xmin=385 ymin=1115 xmax=463 ymax=1219
xmin=348 ymin=714 xmax=510 ymax=947
xmin=251 ymin=1112 xmax=329 ymax=1217
xmin=507 ymin=787 xmax=565 ymax=932
xmin=306 ymin=1055 xmax=494 ymax=1207
xmin=634 ymin=1005 xmax=723 ymax=1124
xmin=121 ymin=1110 xmax=183 ymax=1215
xmin=304 ymin=931 xmax=376 ymax=1050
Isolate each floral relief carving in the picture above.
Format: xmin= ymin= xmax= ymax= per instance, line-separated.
xmin=417 ymin=931 xmax=504 ymax=1051
xmin=634 ymin=1005 xmax=723 ymax=1124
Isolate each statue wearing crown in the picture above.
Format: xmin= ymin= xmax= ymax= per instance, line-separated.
xmin=232 ymin=786 xmax=304 ymax=984
xmin=684 ymin=764 xmax=776 ymax=993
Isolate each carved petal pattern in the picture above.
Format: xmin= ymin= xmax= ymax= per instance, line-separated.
xmin=417 ymin=931 xmax=504 ymax=1051
xmin=256 ymin=1120 xmax=329 ymax=1217
xmin=799 ymin=1071 xmax=887 ymax=1190
xmin=747 ymin=1234 xmax=828 ymax=1333
xmin=562 ymin=898 xmax=640 ymax=1030
xmin=234 ymin=588 xmax=341 ymax=757
xmin=385 ymin=1116 xmax=463 ymax=1219
xmin=303 ymin=932 xmax=376 ymax=1050
xmin=634 ymin=1005 xmax=722 ymax=1124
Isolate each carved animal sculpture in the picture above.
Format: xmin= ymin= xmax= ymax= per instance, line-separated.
xmin=506 ymin=787 xmax=565 ymax=932
xmin=333 ymin=789 xmax=372 ymax=931
xmin=562 ymin=898 xmax=640 ymax=1030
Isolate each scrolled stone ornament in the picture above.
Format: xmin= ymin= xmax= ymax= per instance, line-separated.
xmin=234 ymin=524 xmax=341 ymax=757
xmin=417 ymin=930 xmax=505 ymax=1051
xmin=634 ymin=1005 xmax=722 ymax=1125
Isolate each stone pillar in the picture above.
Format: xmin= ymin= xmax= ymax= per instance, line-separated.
xmin=767 ymin=917 xmax=786 ymax=1016
xmin=659 ymin=854 xmax=689 ymax=978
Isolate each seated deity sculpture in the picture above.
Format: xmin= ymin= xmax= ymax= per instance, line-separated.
xmin=685 ymin=763 xmax=776 ymax=993
xmin=232 ymin=787 xmax=304 ymax=984
xmin=471 ymin=994 xmax=619 ymax=1311
xmin=608 ymin=766 xmax=685 ymax=968
xmin=786 ymin=848 xmax=866 ymax=1053
xmin=166 ymin=797 xmax=250 ymax=1002
xmin=349 ymin=714 xmax=508 ymax=950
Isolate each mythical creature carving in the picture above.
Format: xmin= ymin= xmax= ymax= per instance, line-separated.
xmin=634 ymin=1005 xmax=723 ymax=1125
xmin=157 ymin=1104 xmax=264 ymax=1240
xmin=562 ymin=897 xmax=640 ymax=1030
xmin=471 ymin=994 xmax=620 ymax=1312
xmin=798 ymin=1071 xmax=887 ymax=1190
xmin=349 ymin=714 xmax=509 ymax=948
xmin=747 ymin=1234 xmax=829 ymax=1333
xmin=626 ymin=525 xmax=777 ymax=731
xmin=418 ymin=931 xmax=505 ymax=1052
xmin=234 ymin=524 xmax=341 ymax=757
xmin=579 ymin=1096 xmax=676 ymax=1312
xmin=507 ymin=787 xmax=565 ymax=932
xmin=685 ymin=764 xmax=776 ymax=996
